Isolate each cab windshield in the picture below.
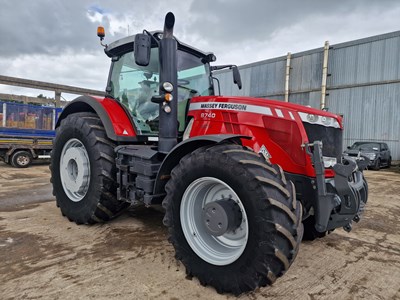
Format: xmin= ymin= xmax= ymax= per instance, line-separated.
xmin=109 ymin=48 xmax=212 ymax=134
xmin=350 ymin=142 xmax=380 ymax=151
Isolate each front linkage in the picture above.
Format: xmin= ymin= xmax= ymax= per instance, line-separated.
xmin=306 ymin=141 xmax=368 ymax=233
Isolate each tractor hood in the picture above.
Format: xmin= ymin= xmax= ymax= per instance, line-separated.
xmin=189 ymin=96 xmax=343 ymax=129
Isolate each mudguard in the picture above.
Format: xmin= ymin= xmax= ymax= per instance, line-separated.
xmin=153 ymin=134 xmax=251 ymax=196
xmin=56 ymin=95 xmax=137 ymax=142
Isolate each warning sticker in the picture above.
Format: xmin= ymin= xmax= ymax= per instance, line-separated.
xmin=259 ymin=145 xmax=272 ymax=160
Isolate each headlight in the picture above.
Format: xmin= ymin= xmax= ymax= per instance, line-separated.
xmin=307 ymin=114 xmax=318 ymax=123
xmin=323 ymin=156 xmax=337 ymax=168
xmin=298 ymin=112 xmax=340 ymax=128
xmin=183 ymin=118 xmax=194 ymax=141
xmin=321 ymin=116 xmax=332 ymax=126
xmin=364 ymin=153 xmax=376 ymax=160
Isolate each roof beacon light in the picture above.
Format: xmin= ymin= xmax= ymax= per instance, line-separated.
xmin=97 ymin=26 xmax=107 ymax=48
xmin=97 ymin=26 xmax=105 ymax=39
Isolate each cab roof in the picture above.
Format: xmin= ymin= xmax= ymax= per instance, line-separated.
xmin=104 ymin=30 xmax=215 ymax=61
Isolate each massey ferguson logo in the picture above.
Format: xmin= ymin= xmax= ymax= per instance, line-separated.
xmin=190 ymin=102 xmax=273 ymax=117
xmin=200 ymin=103 xmax=247 ymax=111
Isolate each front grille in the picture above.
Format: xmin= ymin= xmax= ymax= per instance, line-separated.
xmin=303 ymin=123 xmax=343 ymax=160
xmin=346 ymin=153 xmax=358 ymax=157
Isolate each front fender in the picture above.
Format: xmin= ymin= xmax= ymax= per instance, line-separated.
xmin=153 ymin=134 xmax=251 ymax=195
xmin=56 ymin=95 xmax=137 ymax=142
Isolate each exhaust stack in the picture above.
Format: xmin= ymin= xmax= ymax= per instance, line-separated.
xmin=158 ymin=12 xmax=178 ymax=154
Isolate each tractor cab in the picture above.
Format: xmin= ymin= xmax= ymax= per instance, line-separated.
xmin=102 ymin=32 xmax=216 ymax=135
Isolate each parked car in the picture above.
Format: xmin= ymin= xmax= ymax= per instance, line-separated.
xmin=344 ymin=141 xmax=391 ymax=170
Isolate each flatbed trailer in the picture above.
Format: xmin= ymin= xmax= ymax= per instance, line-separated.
xmin=0 ymin=101 xmax=62 ymax=167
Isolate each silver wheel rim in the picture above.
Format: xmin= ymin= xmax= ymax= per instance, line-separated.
xmin=60 ymin=138 xmax=91 ymax=202
xmin=180 ymin=177 xmax=248 ymax=266
xmin=16 ymin=155 xmax=30 ymax=166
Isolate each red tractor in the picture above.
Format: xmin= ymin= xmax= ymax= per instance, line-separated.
xmin=51 ymin=13 xmax=368 ymax=295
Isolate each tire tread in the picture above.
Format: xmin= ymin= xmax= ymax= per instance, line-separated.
xmin=50 ymin=112 xmax=129 ymax=224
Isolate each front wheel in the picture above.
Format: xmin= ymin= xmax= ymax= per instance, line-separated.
xmin=302 ymin=215 xmax=334 ymax=241
xmin=372 ymin=158 xmax=381 ymax=170
xmin=163 ymin=144 xmax=303 ymax=295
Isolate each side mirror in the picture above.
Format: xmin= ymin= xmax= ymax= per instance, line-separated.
xmin=232 ymin=66 xmax=242 ymax=90
xmin=134 ymin=34 xmax=151 ymax=66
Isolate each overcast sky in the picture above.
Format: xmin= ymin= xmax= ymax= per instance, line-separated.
xmin=1 ymin=0 xmax=400 ymax=100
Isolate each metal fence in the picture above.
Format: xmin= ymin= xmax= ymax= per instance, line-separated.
xmin=215 ymin=31 xmax=400 ymax=160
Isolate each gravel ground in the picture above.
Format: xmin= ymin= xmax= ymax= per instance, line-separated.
xmin=0 ymin=162 xmax=399 ymax=299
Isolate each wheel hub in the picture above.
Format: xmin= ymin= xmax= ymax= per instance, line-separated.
xmin=202 ymin=199 xmax=242 ymax=236
xmin=60 ymin=139 xmax=90 ymax=202
xmin=180 ymin=177 xmax=248 ymax=266
xmin=17 ymin=155 xmax=29 ymax=166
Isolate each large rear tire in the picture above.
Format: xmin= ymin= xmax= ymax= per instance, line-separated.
xmin=163 ymin=144 xmax=303 ymax=295
xmin=50 ymin=112 xmax=128 ymax=224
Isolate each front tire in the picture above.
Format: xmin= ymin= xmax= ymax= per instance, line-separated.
xmin=50 ymin=112 xmax=128 ymax=224
xmin=163 ymin=144 xmax=303 ymax=295
xmin=302 ymin=215 xmax=333 ymax=241
xmin=372 ymin=158 xmax=380 ymax=170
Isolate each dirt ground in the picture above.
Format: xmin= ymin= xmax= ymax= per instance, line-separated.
xmin=0 ymin=162 xmax=399 ymax=300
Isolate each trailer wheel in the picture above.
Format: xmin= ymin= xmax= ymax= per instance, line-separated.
xmin=162 ymin=144 xmax=303 ymax=295
xmin=11 ymin=151 xmax=33 ymax=168
xmin=50 ymin=112 xmax=128 ymax=224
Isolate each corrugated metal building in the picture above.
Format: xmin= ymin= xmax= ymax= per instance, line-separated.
xmin=215 ymin=31 xmax=400 ymax=160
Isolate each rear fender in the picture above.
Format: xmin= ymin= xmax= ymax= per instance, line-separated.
xmin=153 ymin=134 xmax=251 ymax=196
xmin=56 ymin=95 xmax=136 ymax=142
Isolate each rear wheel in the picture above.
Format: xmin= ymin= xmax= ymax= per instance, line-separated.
xmin=50 ymin=112 xmax=128 ymax=224
xmin=11 ymin=150 xmax=33 ymax=168
xmin=163 ymin=144 xmax=303 ymax=295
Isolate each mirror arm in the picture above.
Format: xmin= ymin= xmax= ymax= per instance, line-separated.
xmin=210 ymin=64 xmax=242 ymax=90
xmin=143 ymin=30 xmax=160 ymax=47
xmin=211 ymin=76 xmax=221 ymax=96
xmin=210 ymin=65 xmax=235 ymax=71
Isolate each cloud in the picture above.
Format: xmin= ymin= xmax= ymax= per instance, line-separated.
xmin=1 ymin=0 xmax=400 ymax=97
xmin=0 ymin=2 xmax=96 ymax=57
xmin=183 ymin=0 xmax=400 ymax=65
xmin=88 ymin=4 xmax=106 ymax=15
xmin=0 ymin=50 xmax=110 ymax=100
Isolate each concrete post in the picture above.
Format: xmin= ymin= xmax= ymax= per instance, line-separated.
xmin=321 ymin=41 xmax=330 ymax=110
xmin=55 ymin=90 xmax=62 ymax=108
xmin=284 ymin=52 xmax=291 ymax=102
